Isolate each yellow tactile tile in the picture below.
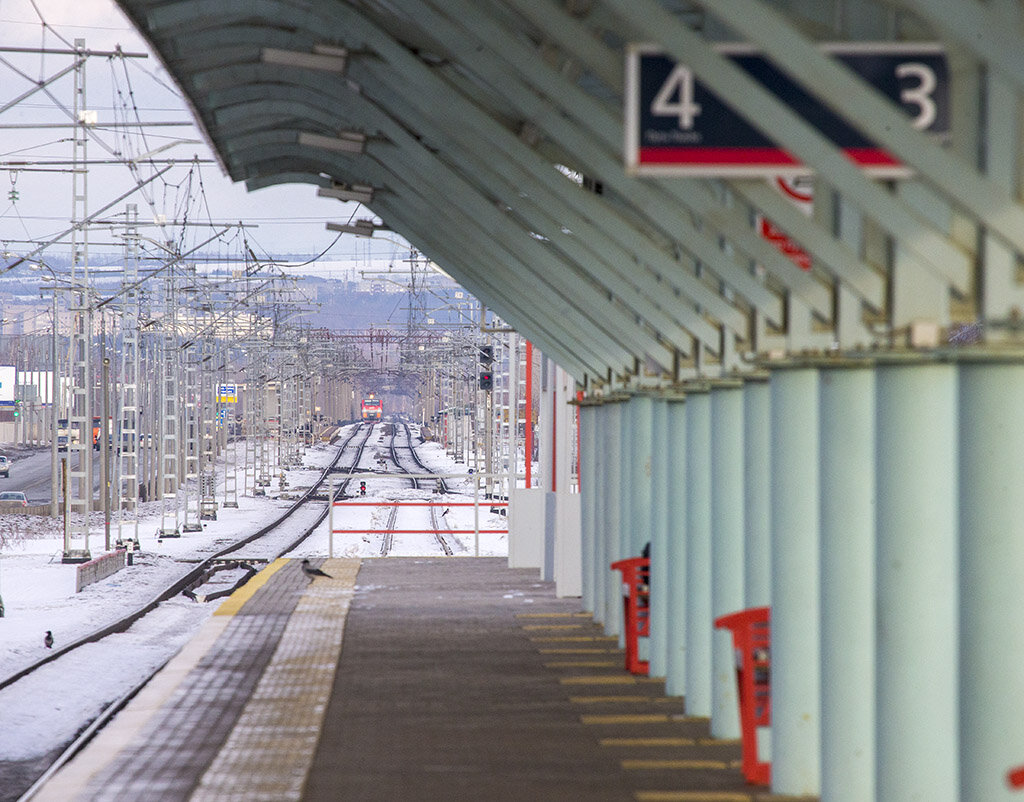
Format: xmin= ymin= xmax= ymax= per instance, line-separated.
xmin=561 ymin=675 xmax=639 ymax=685
xmin=635 ymin=793 xmax=753 ymax=802
xmin=570 ymin=695 xmax=651 ymax=704
xmin=189 ymin=558 xmax=360 ymax=802
xmin=622 ymin=758 xmax=734 ymax=770
xmin=581 ymin=713 xmax=671 ymax=725
xmin=530 ymin=635 xmax=619 ymax=642
xmin=600 ymin=737 xmax=697 ymax=747
xmin=515 ymin=611 xmax=592 ymax=618
xmin=214 ymin=558 xmax=289 ymax=616
xmin=521 ymin=623 xmax=586 ymax=630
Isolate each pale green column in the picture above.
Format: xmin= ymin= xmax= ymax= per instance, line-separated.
xmin=710 ymin=381 xmax=744 ymax=738
xmin=769 ymin=365 xmax=820 ymax=796
xmin=649 ymin=395 xmax=670 ymax=677
xmin=684 ymin=383 xmax=712 ymax=716
xmin=579 ymin=402 xmax=597 ymax=614
xmin=742 ymin=375 xmax=770 ymax=608
xmin=819 ymin=361 xmax=876 ymax=802
xmin=603 ymin=400 xmax=623 ymax=636
xmin=959 ymin=355 xmax=1024 ymax=802
xmin=664 ymin=395 xmax=688 ymax=697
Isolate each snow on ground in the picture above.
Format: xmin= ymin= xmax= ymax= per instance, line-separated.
xmin=0 ymin=422 xmax=509 ymax=766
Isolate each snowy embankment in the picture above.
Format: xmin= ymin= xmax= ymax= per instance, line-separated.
xmin=0 ymin=426 xmax=507 ymax=767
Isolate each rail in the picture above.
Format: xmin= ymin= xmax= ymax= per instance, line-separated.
xmin=327 ymin=472 xmax=510 ymax=557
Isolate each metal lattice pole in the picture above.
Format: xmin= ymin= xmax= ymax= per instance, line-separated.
xmin=116 ymin=203 xmax=141 ymax=547
xmin=63 ymin=38 xmax=93 ymax=562
xmin=158 ymin=271 xmax=181 ymax=537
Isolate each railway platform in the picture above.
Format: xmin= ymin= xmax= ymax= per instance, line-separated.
xmin=35 ymin=558 xmax=813 ymax=802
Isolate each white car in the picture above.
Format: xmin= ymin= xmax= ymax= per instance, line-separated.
xmin=0 ymin=456 xmax=10 ymax=478
xmin=0 ymin=490 xmax=26 ymax=507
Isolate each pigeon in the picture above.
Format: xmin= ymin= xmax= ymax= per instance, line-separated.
xmin=301 ymin=559 xmax=332 ymax=580
xmin=44 ymin=630 xmax=53 ymax=649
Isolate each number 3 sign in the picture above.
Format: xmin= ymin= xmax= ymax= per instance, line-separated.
xmin=625 ymin=42 xmax=949 ymax=177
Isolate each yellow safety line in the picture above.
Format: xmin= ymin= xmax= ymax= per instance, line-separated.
xmin=530 ymin=636 xmax=619 ymax=642
xmin=600 ymin=738 xmax=696 ymax=747
xmin=581 ymin=714 xmax=670 ymax=725
xmin=544 ymin=661 xmax=620 ymax=668
xmin=214 ymin=557 xmax=289 ymax=616
xmin=521 ymin=624 xmax=585 ymax=630
xmin=538 ymin=648 xmax=618 ymax=654
xmin=569 ymin=696 xmax=651 ymax=704
xmin=515 ymin=612 xmax=592 ymax=618
xmin=622 ymin=759 xmax=731 ymax=770
xmin=634 ymin=793 xmax=752 ymax=802
xmin=561 ymin=676 xmax=638 ymax=685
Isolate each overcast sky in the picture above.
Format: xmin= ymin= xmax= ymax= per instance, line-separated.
xmin=0 ymin=0 xmax=413 ymax=275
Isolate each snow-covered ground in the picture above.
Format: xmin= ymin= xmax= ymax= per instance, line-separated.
xmin=0 ymin=423 xmax=508 ymax=781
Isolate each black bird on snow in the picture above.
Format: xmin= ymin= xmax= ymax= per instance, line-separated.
xmin=301 ymin=559 xmax=332 ymax=580
xmin=44 ymin=630 xmax=53 ymax=649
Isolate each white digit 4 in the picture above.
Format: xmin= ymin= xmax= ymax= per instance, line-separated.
xmin=651 ymin=64 xmax=702 ymax=130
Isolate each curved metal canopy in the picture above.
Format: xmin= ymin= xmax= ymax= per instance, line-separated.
xmin=114 ymin=0 xmax=1024 ymax=386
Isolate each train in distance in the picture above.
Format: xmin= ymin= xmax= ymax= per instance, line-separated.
xmin=361 ymin=394 xmax=383 ymax=421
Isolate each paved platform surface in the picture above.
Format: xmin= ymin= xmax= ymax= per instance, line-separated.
xmin=37 ymin=557 xmax=812 ymax=802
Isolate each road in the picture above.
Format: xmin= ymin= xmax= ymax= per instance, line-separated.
xmin=0 ymin=448 xmax=107 ymax=505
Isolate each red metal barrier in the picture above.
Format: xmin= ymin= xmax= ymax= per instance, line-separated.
xmin=714 ymin=606 xmax=771 ymax=786
xmin=610 ymin=556 xmax=650 ymax=675
xmin=1009 ymin=765 xmax=1024 ymax=789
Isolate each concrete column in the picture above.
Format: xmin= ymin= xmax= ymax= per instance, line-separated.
xmin=710 ymin=381 xmax=743 ymax=739
xmin=684 ymin=384 xmax=712 ymax=716
xmin=603 ymin=400 xmax=623 ymax=636
xmin=819 ymin=362 xmax=876 ymax=802
xmin=742 ymin=375 xmax=771 ymax=608
xmin=628 ymin=394 xmax=654 ymax=557
xmin=664 ymin=395 xmax=688 ymax=697
xmin=769 ymin=365 xmax=820 ymax=795
xmin=552 ymin=367 xmax=580 ymax=597
xmin=591 ymin=401 xmax=609 ymax=626
xmin=649 ymin=396 xmax=669 ymax=678
xmin=959 ymin=355 xmax=1024 ymax=802
xmin=579 ymin=402 xmax=597 ymax=613
xmin=875 ymin=358 xmax=957 ymax=802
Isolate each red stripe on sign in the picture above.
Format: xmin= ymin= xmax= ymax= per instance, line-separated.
xmin=844 ymin=147 xmax=902 ymax=166
xmin=639 ymin=146 xmax=904 ymax=169
xmin=638 ymin=147 xmax=801 ymax=165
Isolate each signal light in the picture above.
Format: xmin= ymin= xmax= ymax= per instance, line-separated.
xmin=359 ymin=480 xmax=366 ymax=496
xmin=478 ymin=345 xmax=493 ymax=365
xmin=479 ymin=371 xmax=493 ymax=391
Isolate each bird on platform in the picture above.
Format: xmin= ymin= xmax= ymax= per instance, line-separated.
xmin=44 ymin=630 xmax=53 ymax=649
xmin=301 ymin=559 xmax=332 ymax=580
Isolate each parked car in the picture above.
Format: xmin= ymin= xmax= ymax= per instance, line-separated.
xmin=0 ymin=490 xmax=27 ymax=507
xmin=0 ymin=456 xmax=9 ymax=478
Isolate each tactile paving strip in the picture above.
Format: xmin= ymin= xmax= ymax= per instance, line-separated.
xmin=190 ymin=559 xmax=358 ymax=801
xmin=63 ymin=558 xmax=356 ymax=802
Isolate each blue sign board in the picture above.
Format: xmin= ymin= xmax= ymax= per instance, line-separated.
xmin=626 ymin=43 xmax=949 ymax=176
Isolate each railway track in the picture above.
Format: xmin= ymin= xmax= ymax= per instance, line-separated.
xmin=384 ymin=422 xmax=452 ymax=555
xmin=4 ymin=422 xmax=379 ymax=802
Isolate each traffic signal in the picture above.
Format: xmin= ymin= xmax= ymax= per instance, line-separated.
xmin=479 ymin=371 xmax=493 ymax=391
xmin=478 ymin=345 xmax=493 ymax=365
xmin=359 ymin=480 xmax=366 ymax=496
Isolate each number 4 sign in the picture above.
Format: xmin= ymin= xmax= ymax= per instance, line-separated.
xmin=625 ymin=42 xmax=949 ymax=177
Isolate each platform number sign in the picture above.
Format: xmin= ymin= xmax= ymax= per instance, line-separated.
xmin=625 ymin=42 xmax=949 ymax=177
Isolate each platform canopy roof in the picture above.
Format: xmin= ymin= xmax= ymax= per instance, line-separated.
xmin=113 ymin=0 xmax=1024 ymax=386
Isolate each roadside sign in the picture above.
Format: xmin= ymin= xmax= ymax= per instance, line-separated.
xmin=625 ymin=42 xmax=949 ymax=177
xmin=217 ymin=384 xmax=237 ymax=403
